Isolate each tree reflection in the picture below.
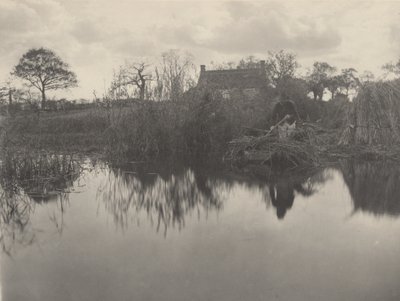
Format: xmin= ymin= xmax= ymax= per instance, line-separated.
xmin=98 ymin=164 xmax=228 ymax=236
xmin=99 ymin=162 xmax=332 ymax=234
xmin=341 ymin=160 xmax=400 ymax=217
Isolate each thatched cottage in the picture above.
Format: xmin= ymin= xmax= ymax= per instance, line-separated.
xmin=196 ymin=61 xmax=268 ymax=100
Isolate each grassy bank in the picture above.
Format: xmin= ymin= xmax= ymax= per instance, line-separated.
xmin=1 ymin=91 xmax=358 ymax=166
xmin=2 ymin=93 xmax=274 ymax=159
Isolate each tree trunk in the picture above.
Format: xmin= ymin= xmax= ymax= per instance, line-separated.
xmin=8 ymin=89 xmax=12 ymax=105
xmin=312 ymin=91 xmax=317 ymax=101
xmin=139 ymin=83 xmax=145 ymax=101
xmin=41 ymin=88 xmax=46 ymax=109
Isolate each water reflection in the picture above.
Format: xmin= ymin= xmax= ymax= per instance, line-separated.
xmin=97 ymin=163 xmax=228 ymax=235
xmin=1 ymin=154 xmax=400 ymax=301
xmin=341 ymin=160 xmax=400 ymax=217
xmin=0 ymin=152 xmax=81 ymax=254
xmin=0 ymin=189 xmax=34 ymax=256
xmin=98 ymin=162 xmax=332 ymax=233
xmin=2 ymin=151 xmax=400 ymax=246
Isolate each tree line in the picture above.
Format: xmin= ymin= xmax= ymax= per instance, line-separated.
xmin=1 ymin=47 xmax=400 ymax=109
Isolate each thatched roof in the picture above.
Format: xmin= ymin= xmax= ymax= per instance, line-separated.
xmin=197 ymin=64 xmax=268 ymax=90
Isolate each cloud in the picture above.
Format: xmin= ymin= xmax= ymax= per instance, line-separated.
xmin=204 ymin=2 xmax=341 ymax=55
xmin=390 ymin=24 xmax=400 ymax=50
xmin=70 ymin=20 xmax=106 ymax=44
xmin=152 ymin=2 xmax=341 ymax=57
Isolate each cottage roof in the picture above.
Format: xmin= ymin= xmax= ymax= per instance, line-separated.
xmin=197 ymin=63 xmax=267 ymax=90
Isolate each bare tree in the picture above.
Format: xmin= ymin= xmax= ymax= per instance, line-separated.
xmin=0 ymin=78 xmax=17 ymax=105
xmin=153 ymin=67 xmax=164 ymax=101
xmin=159 ymin=50 xmax=196 ymax=101
xmin=121 ymin=62 xmax=152 ymax=101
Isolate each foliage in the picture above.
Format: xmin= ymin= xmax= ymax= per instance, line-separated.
xmin=306 ymin=62 xmax=336 ymax=100
xmin=338 ymin=68 xmax=359 ymax=96
xmin=265 ymin=50 xmax=299 ymax=89
xmin=12 ymin=48 xmax=77 ymax=108
xmin=382 ymin=59 xmax=400 ymax=77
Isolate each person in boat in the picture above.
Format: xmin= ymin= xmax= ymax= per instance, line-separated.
xmin=271 ymin=96 xmax=299 ymax=139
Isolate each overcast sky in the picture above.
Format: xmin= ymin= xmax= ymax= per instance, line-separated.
xmin=1 ymin=0 xmax=400 ymax=99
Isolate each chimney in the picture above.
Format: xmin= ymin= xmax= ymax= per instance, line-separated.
xmin=200 ymin=65 xmax=206 ymax=72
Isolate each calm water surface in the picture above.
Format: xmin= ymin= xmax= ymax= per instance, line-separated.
xmin=0 ymin=154 xmax=400 ymax=301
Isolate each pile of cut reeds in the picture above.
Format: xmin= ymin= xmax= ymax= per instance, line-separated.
xmin=340 ymin=80 xmax=400 ymax=145
xmin=224 ymin=121 xmax=335 ymax=168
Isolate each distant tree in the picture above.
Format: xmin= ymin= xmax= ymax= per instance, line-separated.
xmin=0 ymin=78 xmax=17 ymax=105
xmin=359 ymin=70 xmax=375 ymax=84
xmin=0 ymin=86 xmax=9 ymax=105
xmin=160 ymin=49 xmax=196 ymax=101
xmin=265 ymin=50 xmax=299 ymax=89
xmin=121 ymin=62 xmax=152 ymax=101
xmin=108 ymin=62 xmax=152 ymax=101
xmin=238 ymin=55 xmax=260 ymax=69
xmin=153 ymin=67 xmax=164 ymax=101
xmin=382 ymin=59 xmax=400 ymax=77
xmin=325 ymin=75 xmax=343 ymax=100
xmin=210 ymin=60 xmax=236 ymax=70
xmin=306 ymin=62 xmax=336 ymax=101
xmin=12 ymin=48 xmax=77 ymax=109
xmin=108 ymin=68 xmax=130 ymax=100
xmin=338 ymin=68 xmax=358 ymax=96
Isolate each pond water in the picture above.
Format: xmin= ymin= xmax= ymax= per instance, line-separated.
xmin=0 ymin=154 xmax=400 ymax=301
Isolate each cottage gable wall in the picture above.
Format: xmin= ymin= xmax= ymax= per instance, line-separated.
xmin=196 ymin=62 xmax=268 ymax=100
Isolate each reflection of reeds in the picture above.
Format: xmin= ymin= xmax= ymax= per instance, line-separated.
xmin=341 ymin=160 xmax=400 ymax=217
xmin=0 ymin=189 xmax=35 ymax=256
xmin=0 ymin=152 xmax=81 ymax=255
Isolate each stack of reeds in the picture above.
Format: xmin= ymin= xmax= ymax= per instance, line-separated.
xmin=340 ymin=80 xmax=400 ymax=145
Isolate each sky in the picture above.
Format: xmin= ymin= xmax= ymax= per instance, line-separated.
xmin=1 ymin=0 xmax=400 ymax=99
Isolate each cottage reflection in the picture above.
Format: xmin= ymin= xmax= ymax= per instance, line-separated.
xmin=98 ymin=161 xmax=331 ymax=232
xmin=341 ymin=160 xmax=400 ymax=217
